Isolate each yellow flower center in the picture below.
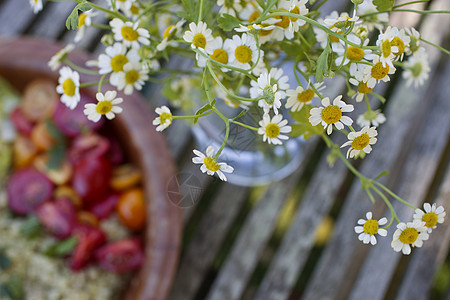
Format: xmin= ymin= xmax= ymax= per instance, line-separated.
xmin=346 ymin=46 xmax=365 ymax=61
xmin=130 ymin=4 xmax=140 ymax=15
xmin=235 ymin=45 xmax=252 ymax=64
xmin=210 ymin=49 xmax=229 ymax=65
xmin=275 ymin=9 xmax=290 ymax=29
xmin=203 ymin=157 xmax=220 ymax=172
xmin=321 ymin=105 xmax=342 ymax=124
xmin=163 ymin=25 xmax=175 ymax=39
xmin=371 ymin=62 xmax=389 ymax=80
xmin=422 ymin=212 xmax=438 ymax=228
xmin=193 ymin=33 xmax=207 ymax=49
xmin=363 ymin=219 xmax=379 ymax=235
xmin=399 ymin=227 xmax=419 ymax=244
xmin=78 ymin=13 xmax=87 ymax=28
xmin=249 ymin=11 xmax=260 ymax=23
xmin=96 ymin=101 xmax=113 ymax=115
xmin=125 ymin=69 xmax=140 ymax=84
xmin=289 ymin=6 xmax=300 ymax=21
xmin=265 ymin=123 xmax=281 ymax=139
xmin=391 ymin=36 xmax=405 ymax=56
xmin=381 ymin=39 xmax=391 ymax=58
xmin=121 ymin=26 xmax=139 ymax=41
xmin=159 ymin=112 xmax=172 ymax=125
xmin=358 ymin=82 xmax=373 ymax=94
xmin=110 ymin=54 xmax=128 ymax=73
xmin=328 ymin=27 xmax=343 ymax=43
xmin=297 ymin=89 xmax=314 ymax=103
xmin=351 ymin=133 xmax=370 ymax=150
xmin=62 ymin=78 xmax=76 ymax=97
xmin=258 ymin=25 xmax=273 ymax=37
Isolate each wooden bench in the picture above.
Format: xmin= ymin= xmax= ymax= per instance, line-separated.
xmin=1 ymin=0 xmax=449 ymax=299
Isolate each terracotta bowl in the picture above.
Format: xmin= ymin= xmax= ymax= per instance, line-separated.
xmin=0 ymin=37 xmax=181 ymax=300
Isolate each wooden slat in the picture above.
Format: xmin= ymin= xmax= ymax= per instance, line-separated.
xmin=0 ymin=0 xmax=36 ymax=35
xmin=395 ymin=164 xmax=450 ymax=300
xmin=302 ymin=1 xmax=450 ymax=298
xmin=168 ymin=184 xmax=249 ymax=300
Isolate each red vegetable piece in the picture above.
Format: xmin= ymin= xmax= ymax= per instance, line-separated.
xmin=53 ymin=93 xmax=103 ymax=138
xmin=10 ymin=107 xmax=34 ymax=136
xmin=69 ymin=224 xmax=107 ymax=271
xmin=72 ymin=156 xmax=112 ymax=206
xmin=67 ymin=132 xmax=110 ymax=164
xmin=7 ymin=168 xmax=54 ymax=215
xmin=94 ymin=238 xmax=145 ymax=273
xmin=35 ymin=197 xmax=76 ymax=239
xmin=88 ymin=193 xmax=119 ymax=220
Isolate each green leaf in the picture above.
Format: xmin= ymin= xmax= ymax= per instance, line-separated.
xmin=217 ymin=14 xmax=241 ymax=31
xmin=373 ymin=0 xmax=395 ymax=11
xmin=43 ymin=237 xmax=78 ymax=257
xmin=193 ymin=100 xmax=215 ymax=124
xmin=65 ymin=2 xmax=91 ymax=30
xmin=179 ymin=0 xmax=196 ymax=22
xmin=375 ymin=170 xmax=390 ymax=180
xmin=19 ymin=216 xmax=42 ymax=239
xmin=289 ymin=105 xmax=324 ymax=139
xmin=0 ymin=250 xmax=11 ymax=271
xmin=231 ymin=109 xmax=248 ymax=121
xmin=0 ymin=275 xmax=24 ymax=300
xmin=316 ymin=43 xmax=331 ymax=82
xmin=255 ymin=0 xmax=265 ymax=9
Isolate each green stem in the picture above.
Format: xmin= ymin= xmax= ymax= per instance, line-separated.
xmin=360 ymin=9 xmax=450 ymax=18
xmin=393 ymin=0 xmax=429 ymax=9
xmin=172 ymin=111 xmax=213 ymax=119
xmin=365 ymin=94 xmax=372 ymax=112
xmin=80 ymin=81 xmax=102 ymax=88
xmin=420 ymin=37 xmax=450 ymax=55
xmin=369 ymin=91 xmax=386 ymax=104
xmin=91 ymin=23 xmax=110 ymax=30
xmin=198 ymin=0 xmax=205 ymax=22
xmin=97 ymin=73 xmax=107 ymax=93
xmin=64 ymin=58 xmax=99 ymax=75
xmin=230 ymin=120 xmax=259 ymax=131
xmin=373 ymin=181 xmax=418 ymax=210
xmin=74 ymin=0 xmax=127 ymax=22
xmin=365 ymin=187 xmax=376 ymax=204
xmin=211 ymin=106 xmax=230 ymax=159
xmin=372 ymin=186 xmax=400 ymax=223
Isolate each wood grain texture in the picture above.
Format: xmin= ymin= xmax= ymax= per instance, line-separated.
xmin=302 ymin=1 xmax=450 ymax=298
xmin=168 ymin=184 xmax=249 ymax=300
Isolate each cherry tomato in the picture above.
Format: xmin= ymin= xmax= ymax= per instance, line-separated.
xmin=116 ymin=188 xmax=146 ymax=231
xmin=13 ymin=135 xmax=38 ymax=169
xmin=69 ymin=224 xmax=106 ymax=271
xmin=31 ymin=122 xmax=54 ymax=152
xmin=67 ymin=132 xmax=110 ymax=164
xmin=110 ymin=164 xmax=142 ymax=191
xmin=35 ymin=197 xmax=76 ymax=239
xmin=21 ymin=79 xmax=58 ymax=122
xmin=88 ymin=193 xmax=119 ymax=220
xmin=7 ymin=168 xmax=54 ymax=215
xmin=72 ymin=156 xmax=112 ymax=206
xmin=53 ymin=94 xmax=103 ymax=138
xmin=94 ymin=238 xmax=144 ymax=273
xmin=10 ymin=107 xmax=34 ymax=136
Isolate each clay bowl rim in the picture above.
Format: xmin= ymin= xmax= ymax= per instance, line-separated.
xmin=0 ymin=36 xmax=181 ymax=300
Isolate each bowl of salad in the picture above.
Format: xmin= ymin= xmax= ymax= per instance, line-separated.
xmin=0 ymin=37 xmax=181 ymax=300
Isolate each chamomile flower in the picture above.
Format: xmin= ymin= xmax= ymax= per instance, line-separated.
xmin=391 ymin=221 xmax=429 ymax=255
xmin=192 ymin=146 xmax=234 ymax=181
xmin=111 ymin=61 xmax=148 ymax=95
xmin=269 ymin=68 xmax=290 ymax=91
xmin=413 ymin=203 xmax=446 ymax=233
xmin=402 ymin=50 xmax=430 ymax=88
xmin=313 ymin=11 xmax=348 ymax=51
xmin=363 ymin=55 xmax=396 ymax=88
xmin=349 ymin=75 xmax=373 ymax=103
xmin=405 ymin=27 xmax=421 ymax=55
xmin=98 ymin=43 xmax=140 ymax=82
xmin=217 ymin=0 xmax=242 ymax=17
xmin=258 ymin=114 xmax=292 ymax=145
xmin=357 ymin=0 xmax=389 ymax=31
xmin=235 ymin=23 xmax=276 ymax=34
xmin=183 ymin=21 xmax=215 ymax=54
xmin=56 ymin=66 xmax=80 ymax=110
xmin=390 ymin=27 xmax=410 ymax=61
xmin=323 ymin=10 xmax=359 ymax=28
xmin=285 ymin=82 xmax=325 ymax=112
xmin=228 ymin=33 xmax=262 ymax=70
xmin=250 ymin=72 xmax=285 ymax=115
xmin=197 ymin=37 xmax=233 ymax=71
xmin=74 ymin=9 xmax=96 ymax=43
xmin=113 ymin=0 xmax=136 ymax=12
xmin=153 ymin=106 xmax=173 ymax=132
xmin=335 ymin=35 xmax=374 ymax=67
xmin=110 ymin=18 xmax=150 ymax=49
xmin=122 ymin=2 xmax=142 ymax=21
xmin=340 ymin=126 xmax=378 ymax=159
xmin=354 ymin=212 xmax=388 ymax=245
xmin=29 ymin=0 xmax=43 ymax=14
xmin=48 ymin=44 xmax=75 ymax=71
xmin=83 ymin=90 xmax=123 ymax=122
xmin=357 ymin=109 xmax=386 ymax=128
xmin=288 ymin=0 xmax=309 ymax=33
xmin=157 ymin=19 xmax=186 ymax=52
xmin=376 ymin=26 xmax=397 ymax=68
xmin=309 ymin=95 xmax=354 ymax=135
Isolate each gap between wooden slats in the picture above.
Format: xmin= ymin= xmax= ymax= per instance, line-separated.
xmin=0 ymin=0 xmax=37 ymax=36
xmin=348 ymin=54 xmax=450 ymax=300
xmin=302 ymin=1 xmax=450 ymax=299
xmin=168 ymin=184 xmax=249 ymax=300
xmin=395 ymin=143 xmax=450 ymax=300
